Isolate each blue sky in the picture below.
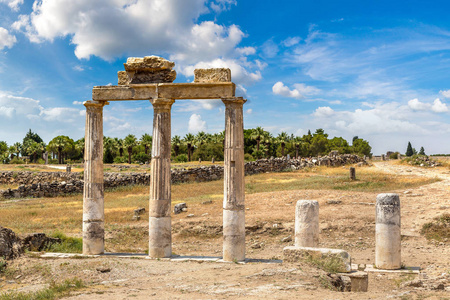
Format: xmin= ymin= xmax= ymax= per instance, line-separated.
xmin=0 ymin=0 xmax=449 ymax=154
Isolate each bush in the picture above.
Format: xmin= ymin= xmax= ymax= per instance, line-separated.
xmin=46 ymin=231 xmax=82 ymax=253
xmin=421 ymin=214 xmax=450 ymax=242
xmin=104 ymin=148 xmax=114 ymax=163
xmin=10 ymin=157 xmax=24 ymax=164
xmin=49 ymin=159 xmax=58 ymax=164
xmin=133 ymin=153 xmax=150 ymax=164
xmin=192 ymin=143 xmax=224 ymax=161
xmin=37 ymin=158 xmax=45 ymax=164
xmin=174 ymin=154 xmax=188 ymax=163
xmin=389 ymin=152 xmax=399 ymax=159
xmin=244 ymin=153 xmax=254 ymax=161
xmin=113 ymin=156 xmax=126 ymax=163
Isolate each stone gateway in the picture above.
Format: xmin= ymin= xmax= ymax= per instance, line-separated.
xmin=82 ymin=56 xmax=246 ymax=262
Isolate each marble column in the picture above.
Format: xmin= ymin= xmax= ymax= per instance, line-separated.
xmin=83 ymin=100 xmax=108 ymax=255
xmin=375 ymin=193 xmax=401 ymax=269
xmin=295 ymin=200 xmax=319 ymax=247
xmin=222 ymin=97 xmax=246 ymax=262
xmin=149 ymin=98 xmax=175 ymax=258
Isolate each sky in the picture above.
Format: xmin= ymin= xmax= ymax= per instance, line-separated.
xmin=0 ymin=0 xmax=449 ymax=155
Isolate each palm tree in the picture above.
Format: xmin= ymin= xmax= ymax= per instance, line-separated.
xmin=29 ymin=141 xmax=45 ymax=163
xmin=183 ymin=133 xmax=195 ymax=162
xmin=114 ymin=138 xmax=124 ymax=157
xmin=262 ymin=132 xmax=273 ymax=158
xmin=250 ymin=126 xmax=265 ymax=151
xmin=123 ymin=134 xmax=137 ymax=164
xmin=75 ymin=138 xmax=85 ymax=162
xmin=140 ymin=133 xmax=152 ymax=155
xmin=276 ymin=132 xmax=289 ymax=157
xmin=171 ymin=135 xmax=182 ymax=157
xmin=48 ymin=136 xmax=69 ymax=164
xmin=293 ymin=137 xmax=302 ymax=159
xmin=195 ymin=131 xmax=209 ymax=146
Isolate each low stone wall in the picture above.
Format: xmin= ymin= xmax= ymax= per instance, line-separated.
xmin=0 ymin=155 xmax=365 ymax=199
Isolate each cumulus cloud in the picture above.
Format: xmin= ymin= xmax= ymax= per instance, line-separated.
xmin=0 ymin=93 xmax=42 ymax=118
xmin=39 ymin=107 xmax=84 ymax=122
xmin=0 ymin=27 xmax=17 ymax=50
xmin=293 ymin=83 xmax=321 ymax=96
xmin=431 ymin=98 xmax=448 ymax=113
xmin=0 ymin=0 xmax=23 ymax=11
xmin=210 ymin=0 xmax=236 ymax=13
xmin=408 ymin=98 xmax=429 ymax=111
xmin=408 ymin=98 xmax=448 ymax=113
xmin=245 ymin=108 xmax=252 ymax=114
xmin=313 ymin=106 xmax=334 ymax=117
xmin=272 ymin=82 xmax=302 ymax=99
xmin=188 ymin=113 xmax=207 ymax=132
xmin=440 ymin=90 xmax=450 ymax=98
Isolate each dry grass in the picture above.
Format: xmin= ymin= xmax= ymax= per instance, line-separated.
xmin=0 ymin=166 xmax=439 ymax=253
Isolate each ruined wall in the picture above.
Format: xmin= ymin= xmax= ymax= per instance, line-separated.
xmin=0 ymin=155 xmax=365 ymax=199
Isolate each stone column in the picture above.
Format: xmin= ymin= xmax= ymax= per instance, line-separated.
xmin=295 ymin=200 xmax=319 ymax=247
xmin=349 ymin=167 xmax=356 ymax=181
xmin=375 ymin=193 xmax=401 ymax=269
xmin=83 ymin=100 xmax=108 ymax=255
xmin=148 ymin=98 xmax=175 ymax=258
xmin=222 ymin=97 xmax=246 ymax=262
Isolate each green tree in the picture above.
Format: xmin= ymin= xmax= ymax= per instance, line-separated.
xmin=123 ymin=134 xmax=137 ymax=164
xmin=328 ymin=137 xmax=350 ymax=154
xmin=250 ymin=126 xmax=265 ymax=152
xmin=419 ymin=147 xmax=426 ymax=156
xmin=352 ymin=138 xmax=372 ymax=157
xmin=183 ymin=133 xmax=195 ymax=162
xmin=48 ymin=136 xmax=72 ymax=164
xmin=171 ymin=135 xmax=182 ymax=157
xmin=29 ymin=141 xmax=45 ymax=163
xmin=140 ymin=133 xmax=152 ymax=155
xmin=309 ymin=129 xmax=329 ymax=156
xmin=276 ymin=132 xmax=289 ymax=157
xmin=406 ymin=142 xmax=414 ymax=157
xmin=103 ymin=137 xmax=116 ymax=164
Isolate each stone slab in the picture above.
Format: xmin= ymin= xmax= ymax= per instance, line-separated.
xmin=194 ymin=68 xmax=231 ymax=83
xmin=92 ymin=82 xmax=235 ymax=101
xmin=283 ymin=246 xmax=352 ymax=273
xmin=337 ymin=271 xmax=369 ymax=292
xmin=364 ymin=264 xmax=420 ymax=274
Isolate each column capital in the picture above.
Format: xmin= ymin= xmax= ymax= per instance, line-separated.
xmin=150 ymin=98 xmax=175 ymax=110
xmin=222 ymin=97 xmax=247 ymax=106
xmin=84 ymin=100 xmax=109 ymax=108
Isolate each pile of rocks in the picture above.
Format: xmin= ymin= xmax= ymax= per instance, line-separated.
xmin=0 ymin=226 xmax=60 ymax=260
xmin=0 ymin=155 xmax=366 ymax=199
xmin=405 ymin=156 xmax=442 ymax=167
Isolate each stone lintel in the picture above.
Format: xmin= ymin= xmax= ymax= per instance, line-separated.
xmin=283 ymin=246 xmax=352 ymax=273
xmin=83 ymin=100 xmax=109 ymax=107
xmin=92 ymin=82 xmax=235 ymax=101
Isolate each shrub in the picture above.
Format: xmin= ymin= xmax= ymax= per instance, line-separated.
xmin=174 ymin=154 xmax=188 ymax=163
xmin=132 ymin=153 xmax=150 ymax=164
xmin=46 ymin=231 xmax=82 ymax=253
xmin=421 ymin=214 xmax=450 ymax=242
xmin=389 ymin=152 xmax=399 ymax=159
xmin=244 ymin=153 xmax=254 ymax=161
xmin=113 ymin=156 xmax=126 ymax=164
xmin=37 ymin=158 xmax=45 ymax=164
xmin=10 ymin=157 xmax=24 ymax=164
xmin=49 ymin=159 xmax=58 ymax=164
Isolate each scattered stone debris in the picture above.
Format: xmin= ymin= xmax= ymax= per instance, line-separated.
xmin=133 ymin=208 xmax=145 ymax=220
xmin=174 ymin=203 xmax=188 ymax=215
xmin=0 ymin=226 xmax=60 ymax=260
xmin=326 ymin=200 xmax=342 ymax=205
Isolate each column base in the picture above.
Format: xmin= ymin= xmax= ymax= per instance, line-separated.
xmin=82 ymin=221 xmax=104 ymax=255
xmin=223 ymin=209 xmax=245 ymax=262
xmin=149 ymin=216 xmax=172 ymax=258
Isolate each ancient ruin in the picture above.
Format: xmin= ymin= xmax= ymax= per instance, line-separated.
xmin=82 ymin=56 xmax=246 ymax=261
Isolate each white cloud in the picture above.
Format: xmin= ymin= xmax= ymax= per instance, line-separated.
xmin=0 ymin=0 xmax=23 ymax=11
xmin=210 ymin=0 xmax=236 ymax=13
xmin=431 ymin=98 xmax=448 ymax=113
xmin=72 ymin=101 xmax=84 ymax=105
xmin=282 ymin=36 xmax=301 ymax=47
xmin=39 ymin=107 xmax=84 ymax=122
xmin=293 ymin=83 xmax=321 ymax=96
xmin=261 ymin=39 xmax=279 ymax=58
xmin=439 ymin=90 xmax=450 ymax=98
xmin=0 ymin=27 xmax=17 ymax=50
xmin=272 ymin=82 xmax=303 ymax=99
xmin=245 ymin=108 xmax=252 ymax=114
xmin=188 ymin=113 xmax=207 ymax=132
xmin=313 ymin=106 xmax=334 ymax=118
xmin=408 ymin=98 xmax=429 ymax=111
xmin=0 ymin=93 xmax=42 ymax=118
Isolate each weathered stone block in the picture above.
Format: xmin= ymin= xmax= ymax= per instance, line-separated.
xmin=122 ymin=56 xmax=177 ymax=84
xmin=283 ymin=246 xmax=352 ymax=273
xmin=194 ymin=68 xmax=231 ymax=83
xmin=124 ymin=56 xmax=175 ymax=71
xmin=337 ymin=271 xmax=369 ymax=292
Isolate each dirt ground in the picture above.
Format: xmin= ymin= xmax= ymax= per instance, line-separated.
xmin=1 ymin=161 xmax=449 ymax=299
